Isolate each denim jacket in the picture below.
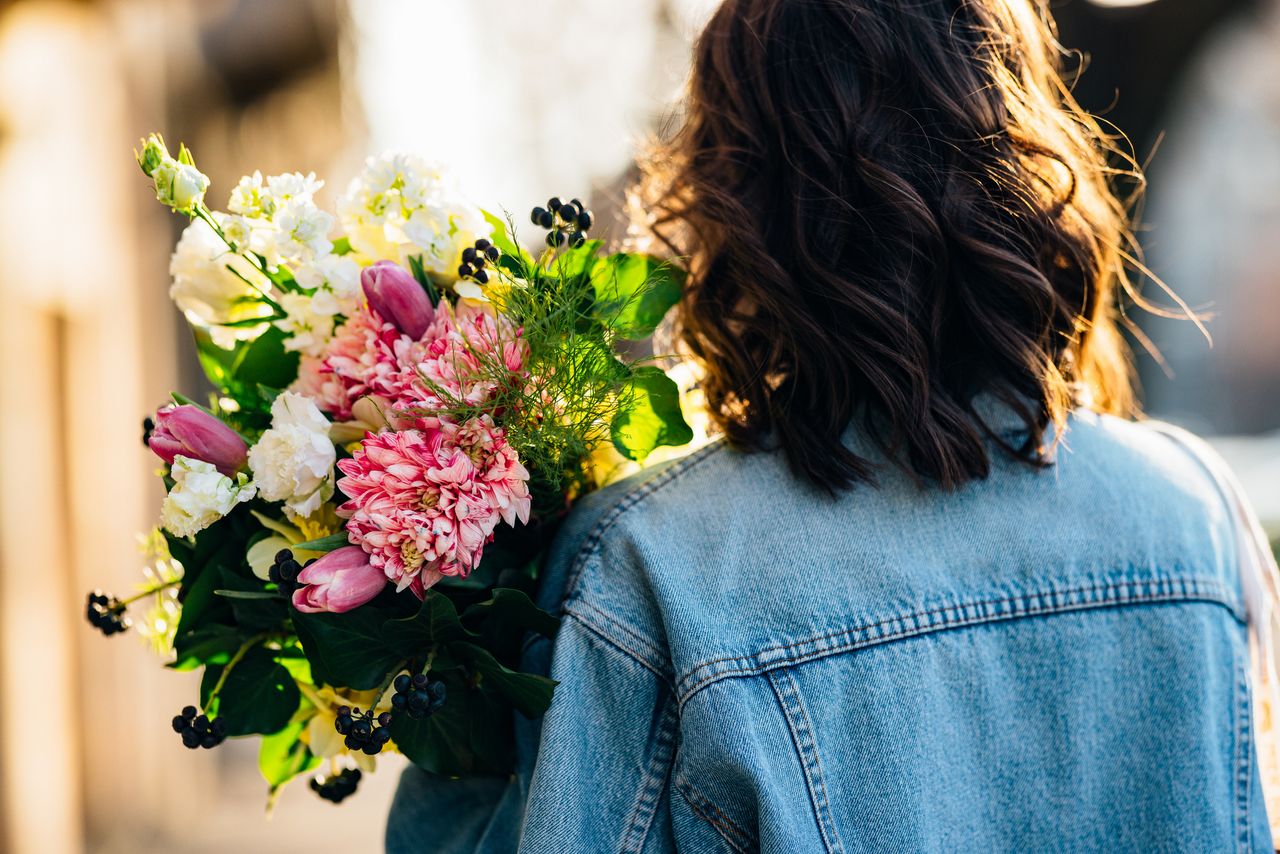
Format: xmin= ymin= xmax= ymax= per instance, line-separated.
xmin=387 ymin=411 xmax=1272 ymax=853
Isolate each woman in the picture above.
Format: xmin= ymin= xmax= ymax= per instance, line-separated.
xmin=388 ymin=0 xmax=1276 ymax=851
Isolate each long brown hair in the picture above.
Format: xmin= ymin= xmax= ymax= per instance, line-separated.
xmin=638 ymin=0 xmax=1151 ymax=491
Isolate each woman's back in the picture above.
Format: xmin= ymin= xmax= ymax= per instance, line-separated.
xmin=389 ymin=411 xmax=1270 ymax=852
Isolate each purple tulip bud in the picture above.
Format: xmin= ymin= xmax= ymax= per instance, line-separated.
xmin=148 ymin=405 xmax=248 ymax=476
xmin=361 ymin=260 xmax=434 ymax=339
xmin=291 ymin=546 xmax=387 ymax=614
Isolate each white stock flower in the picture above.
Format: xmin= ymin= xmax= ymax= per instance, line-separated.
xmin=153 ymin=159 xmax=210 ymax=213
xmin=228 ymin=171 xmax=270 ymax=218
xmin=274 ymin=292 xmax=336 ymax=357
xmin=169 ymin=217 xmax=274 ymax=349
xmin=248 ymin=392 xmax=336 ymax=517
xmin=160 ymin=456 xmax=256 ymax=538
xmin=338 ymin=151 xmax=490 ymax=274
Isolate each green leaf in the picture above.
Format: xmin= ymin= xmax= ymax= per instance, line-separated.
xmin=382 ymin=591 xmax=473 ymax=656
xmin=232 ymin=326 xmax=299 ymax=390
xmin=170 ymin=624 xmax=239 ymax=671
xmin=216 ymin=645 xmax=301 ymax=736
xmin=259 ymin=720 xmax=321 ymax=792
xmin=291 ymin=606 xmax=405 ymax=690
xmin=331 ymin=236 xmax=352 ymax=256
xmin=389 ymin=669 xmax=510 ymax=775
xmin=482 ymin=209 xmax=535 ymax=266
xmin=611 ymin=366 xmax=694 ymax=461
xmin=406 ymin=254 xmax=442 ymax=306
xmin=293 ymin=532 xmax=349 ymax=553
xmin=449 ymin=641 xmax=557 ymax=718
xmin=462 ymin=588 xmax=559 ymax=649
xmin=192 ymin=327 xmax=240 ymax=393
xmin=552 ymin=239 xmax=604 ymax=280
xmin=590 ymin=253 xmax=685 ymax=339
xmin=216 ymin=567 xmax=289 ymax=632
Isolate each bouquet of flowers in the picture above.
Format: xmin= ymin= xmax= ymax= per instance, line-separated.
xmin=84 ymin=135 xmax=692 ymax=805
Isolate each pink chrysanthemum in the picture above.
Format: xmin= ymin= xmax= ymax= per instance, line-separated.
xmin=336 ymin=416 xmax=531 ymax=595
xmin=290 ymin=306 xmax=409 ymax=420
xmin=386 ymin=301 xmax=528 ymax=426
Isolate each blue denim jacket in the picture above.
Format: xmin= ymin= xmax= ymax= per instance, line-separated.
xmin=387 ymin=411 xmax=1272 ymax=853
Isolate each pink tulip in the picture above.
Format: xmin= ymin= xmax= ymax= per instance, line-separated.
xmin=291 ymin=546 xmax=387 ymax=614
xmin=148 ymin=404 xmax=248 ymax=476
xmin=361 ymin=260 xmax=433 ymax=339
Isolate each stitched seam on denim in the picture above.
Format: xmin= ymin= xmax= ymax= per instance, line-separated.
xmin=559 ymin=440 xmax=728 ymax=611
xmin=566 ymin=598 xmax=671 ymax=676
xmin=618 ymin=696 xmax=679 ymax=854
xmin=768 ymin=669 xmax=846 ymax=854
xmin=679 ymin=578 xmax=1238 ymax=710
xmin=564 ymin=610 xmax=675 ymax=688
xmin=673 ymin=779 xmax=752 ymax=854
xmin=1233 ymin=636 xmax=1252 ymax=854
xmin=672 ymin=769 xmax=757 ymax=850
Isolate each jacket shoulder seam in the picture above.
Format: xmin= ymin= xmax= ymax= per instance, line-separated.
xmin=560 ymin=439 xmax=728 ymax=606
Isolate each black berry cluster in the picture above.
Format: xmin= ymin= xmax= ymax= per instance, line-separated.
xmin=269 ymin=548 xmax=302 ymax=595
xmin=142 ymin=415 xmax=155 ymax=448
xmin=171 ymin=704 xmax=228 ymax=750
xmin=391 ymin=673 xmax=447 ymax=719
xmin=531 ymin=196 xmax=593 ymax=249
xmin=334 ymin=705 xmax=392 ymax=756
xmin=310 ymin=768 xmax=362 ymax=803
xmin=85 ymin=590 xmax=130 ymax=636
xmin=458 ymin=238 xmax=500 ymax=284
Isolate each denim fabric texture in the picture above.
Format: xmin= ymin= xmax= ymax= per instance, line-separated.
xmin=386 ymin=411 xmax=1272 ymax=853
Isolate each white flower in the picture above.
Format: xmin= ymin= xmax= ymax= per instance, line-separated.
xmin=169 ymin=217 xmax=274 ymax=349
xmin=153 ymin=158 xmax=210 ymax=213
xmin=248 ymin=392 xmax=336 ymax=517
xmin=274 ymin=292 xmax=336 ymax=357
xmin=338 ymin=151 xmax=490 ymax=274
xmin=295 ymin=253 xmax=362 ymax=316
xmin=228 ymin=171 xmax=270 ymax=218
xmin=266 ymin=171 xmax=324 ymax=202
xmin=160 ymin=456 xmax=256 ymax=538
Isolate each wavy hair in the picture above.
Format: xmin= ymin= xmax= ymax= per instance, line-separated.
xmin=637 ymin=0 xmax=1161 ymax=491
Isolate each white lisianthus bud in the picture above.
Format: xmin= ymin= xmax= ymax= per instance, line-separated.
xmin=153 ymin=157 xmax=210 ymax=214
xmin=160 ymin=456 xmax=256 ymax=538
xmin=248 ymin=392 xmax=337 ymax=518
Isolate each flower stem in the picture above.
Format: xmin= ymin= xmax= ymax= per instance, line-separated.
xmin=205 ymin=632 xmax=268 ymax=710
xmin=370 ymin=660 xmax=409 ymax=711
xmin=119 ymin=577 xmax=181 ymax=607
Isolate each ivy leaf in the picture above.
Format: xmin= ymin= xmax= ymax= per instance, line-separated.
xmin=291 ymin=606 xmax=404 ymax=690
xmin=389 ymin=669 xmax=510 ymax=776
xmin=449 ymin=641 xmax=557 ymax=718
xmin=590 ymin=253 xmax=684 ymax=340
xmin=463 ymin=591 xmax=558 ymax=645
xmin=215 ymin=645 xmax=301 ymax=736
xmin=170 ymin=624 xmax=239 ymax=671
xmin=611 ymin=366 xmax=694 ymax=461
xmin=382 ymin=591 xmax=474 ymax=656
xmin=259 ymin=720 xmax=321 ymax=792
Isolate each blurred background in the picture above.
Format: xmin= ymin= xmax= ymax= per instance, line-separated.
xmin=0 ymin=0 xmax=1277 ymax=851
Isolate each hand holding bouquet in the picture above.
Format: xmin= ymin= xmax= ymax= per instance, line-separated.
xmin=86 ymin=135 xmax=692 ymax=805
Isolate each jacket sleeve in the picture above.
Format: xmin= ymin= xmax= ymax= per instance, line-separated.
xmin=516 ymin=606 xmax=677 ymax=853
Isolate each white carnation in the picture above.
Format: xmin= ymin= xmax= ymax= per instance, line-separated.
xmin=169 ymin=217 xmax=274 ymax=349
xmin=248 ymin=392 xmax=336 ymax=517
xmin=161 ymin=456 xmax=256 ymax=538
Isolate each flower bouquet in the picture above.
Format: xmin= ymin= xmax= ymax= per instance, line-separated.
xmin=85 ymin=135 xmax=692 ymax=804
